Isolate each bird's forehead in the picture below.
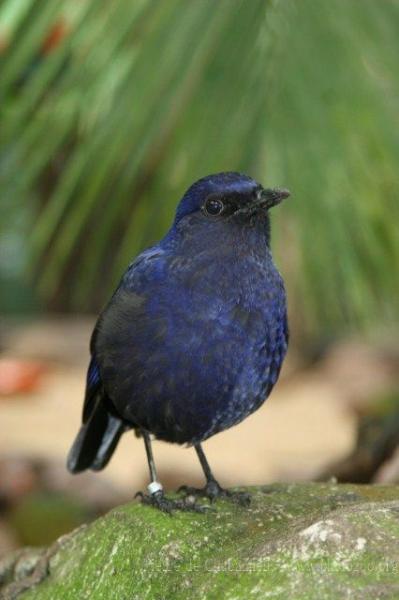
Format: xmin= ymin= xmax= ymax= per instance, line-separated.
xmin=196 ymin=173 xmax=259 ymax=196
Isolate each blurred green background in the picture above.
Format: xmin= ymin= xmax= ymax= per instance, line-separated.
xmin=1 ymin=0 xmax=398 ymax=339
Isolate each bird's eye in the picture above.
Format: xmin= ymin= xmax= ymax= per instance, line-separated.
xmin=203 ymin=198 xmax=224 ymax=216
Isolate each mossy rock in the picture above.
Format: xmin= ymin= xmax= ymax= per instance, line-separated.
xmin=1 ymin=483 xmax=399 ymax=600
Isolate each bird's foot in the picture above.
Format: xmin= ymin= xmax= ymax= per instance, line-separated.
xmin=135 ymin=490 xmax=211 ymax=514
xmin=178 ymin=479 xmax=251 ymax=506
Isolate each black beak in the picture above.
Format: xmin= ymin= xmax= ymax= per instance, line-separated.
xmin=259 ymin=187 xmax=290 ymax=209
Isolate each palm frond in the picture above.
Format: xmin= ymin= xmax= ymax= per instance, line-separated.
xmin=0 ymin=0 xmax=398 ymax=337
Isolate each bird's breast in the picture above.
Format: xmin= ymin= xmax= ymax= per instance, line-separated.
xmin=95 ymin=251 xmax=287 ymax=443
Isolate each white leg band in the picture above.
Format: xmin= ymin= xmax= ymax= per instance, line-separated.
xmin=147 ymin=481 xmax=163 ymax=495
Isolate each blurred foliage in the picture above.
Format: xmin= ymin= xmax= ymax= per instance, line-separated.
xmin=0 ymin=0 xmax=398 ymax=336
xmin=8 ymin=491 xmax=89 ymax=546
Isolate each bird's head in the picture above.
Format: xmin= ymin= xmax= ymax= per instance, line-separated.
xmin=174 ymin=172 xmax=289 ymax=228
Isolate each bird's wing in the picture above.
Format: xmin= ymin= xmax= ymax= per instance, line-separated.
xmin=82 ymin=353 xmax=102 ymax=423
xmin=82 ymin=245 xmax=164 ymax=419
xmin=67 ymin=247 xmax=168 ymax=473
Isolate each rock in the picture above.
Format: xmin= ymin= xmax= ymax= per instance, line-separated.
xmin=1 ymin=483 xmax=399 ymax=599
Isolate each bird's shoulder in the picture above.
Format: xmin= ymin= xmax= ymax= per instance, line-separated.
xmin=90 ymin=245 xmax=175 ymax=353
xmin=122 ymin=245 xmax=168 ymax=287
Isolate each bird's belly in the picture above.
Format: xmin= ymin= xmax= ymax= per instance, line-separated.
xmin=102 ymin=316 xmax=287 ymax=445
xmin=96 ymin=264 xmax=288 ymax=444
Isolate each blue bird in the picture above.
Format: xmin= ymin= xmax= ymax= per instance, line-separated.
xmin=67 ymin=172 xmax=289 ymax=512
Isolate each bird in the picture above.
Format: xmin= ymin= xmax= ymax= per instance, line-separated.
xmin=67 ymin=172 xmax=289 ymax=512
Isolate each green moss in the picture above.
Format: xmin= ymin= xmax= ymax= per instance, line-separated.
xmin=2 ymin=483 xmax=399 ymax=599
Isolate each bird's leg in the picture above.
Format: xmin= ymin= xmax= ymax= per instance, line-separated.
xmin=178 ymin=444 xmax=250 ymax=506
xmin=135 ymin=431 xmax=210 ymax=513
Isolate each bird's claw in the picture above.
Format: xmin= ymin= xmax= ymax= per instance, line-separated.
xmin=178 ymin=480 xmax=251 ymax=506
xmin=135 ymin=489 xmax=212 ymax=514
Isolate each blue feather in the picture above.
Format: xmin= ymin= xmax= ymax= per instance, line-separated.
xmin=92 ymin=172 xmax=288 ymax=444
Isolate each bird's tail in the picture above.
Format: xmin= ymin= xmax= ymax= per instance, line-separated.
xmin=67 ymin=395 xmax=126 ymax=473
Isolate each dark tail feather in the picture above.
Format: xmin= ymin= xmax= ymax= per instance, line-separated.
xmin=91 ymin=416 xmax=125 ymax=471
xmin=67 ymin=397 xmax=125 ymax=474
